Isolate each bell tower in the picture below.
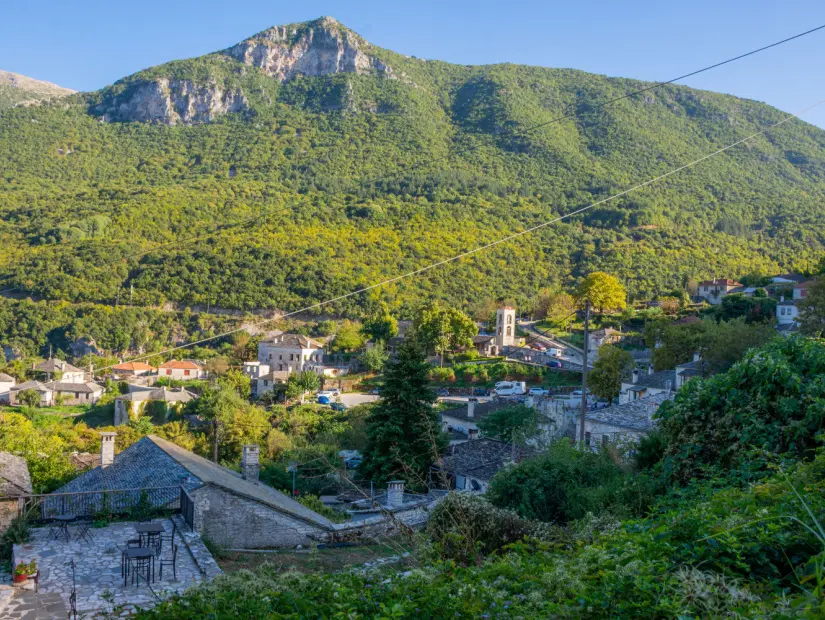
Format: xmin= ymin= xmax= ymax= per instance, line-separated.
xmin=495 ymin=306 xmax=516 ymax=349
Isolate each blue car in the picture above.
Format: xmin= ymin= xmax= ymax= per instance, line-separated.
xmin=317 ymin=395 xmax=331 ymax=405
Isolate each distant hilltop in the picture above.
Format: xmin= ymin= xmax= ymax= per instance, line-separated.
xmin=0 ymin=70 xmax=74 ymax=108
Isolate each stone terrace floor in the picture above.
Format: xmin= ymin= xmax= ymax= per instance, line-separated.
xmin=12 ymin=519 xmax=204 ymax=617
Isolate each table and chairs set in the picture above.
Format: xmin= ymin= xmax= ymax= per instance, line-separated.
xmin=120 ymin=521 xmax=178 ymax=587
xmin=46 ymin=514 xmax=92 ymax=544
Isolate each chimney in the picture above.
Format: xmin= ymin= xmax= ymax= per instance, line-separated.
xmin=665 ymin=380 xmax=673 ymax=392
xmin=780 ymin=295 xmax=785 ymax=303
xmin=632 ymin=369 xmax=639 ymax=384
xmin=468 ymin=428 xmax=479 ymax=441
xmin=241 ymin=444 xmax=260 ymax=483
xmin=693 ymin=352 xmax=701 ymax=362
xmin=99 ymin=432 xmax=116 ymax=468
xmin=387 ymin=480 xmax=405 ymax=507
xmin=648 ymin=365 xmax=655 ymax=376
xmin=467 ymin=398 xmax=477 ymax=418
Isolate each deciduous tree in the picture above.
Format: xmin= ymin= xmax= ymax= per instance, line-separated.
xmin=589 ymin=345 xmax=633 ymax=404
xmin=576 ymin=272 xmax=627 ymax=314
xmin=798 ymin=277 xmax=825 ymax=337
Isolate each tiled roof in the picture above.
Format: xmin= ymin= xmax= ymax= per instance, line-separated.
xmin=0 ymin=373 xmax=14 ymax=383
xmin=778 ymin=299 xmax=798 ymax=306
xmin=794 ymin=280 xmax=817 ymax=289
xmin=0 ymin=452 xmax=32 ymax=497
xmin=472 ymin=335 xmax=494 ymax=344
xmin=440 ymin=400 xmax=512 ymax=423
xmin=698 ymin=279 xmax=741 ymax=287
xmin=158 ymin=360 xmax=202 ymax=370
xmin=69 ymin=452 xmax=99 ymax=471
xmin=45 ymin=381 xmax=103 ymax=394
xmin=111 ymin=362 xmax=155 ymax=372
xmin=772 ymin=273 xmax=807 ymax=283
xmin=585 ymin=392 xmax=674 ymax=432
xmin=35 ymin=358 xmax=82 ymax=374
xmin=437 ymin=439 xmax=536 ymax=483
xmin=259 ymin=371 xmax=290 ymax=382
xmin=590 ymin=327 xmax=621 ymax=338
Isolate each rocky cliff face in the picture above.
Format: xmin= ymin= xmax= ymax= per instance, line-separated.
xmin=224 ymin=16 xmax=392 ymax=82
xmin=93 ymin=17 xmax=393 ymax=125
xmin=94 ymin=78 xmax=247 ymax=125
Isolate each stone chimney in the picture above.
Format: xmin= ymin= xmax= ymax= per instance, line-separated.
xmin=648 ymin=365 xmax=655 ymax=376
xmin=241 ymin=444 xmax=260 ymax=483
xmin=780 ymin=295 xmax=785 ymax=303
xmin=467 ymin=398 xmax=477 ymax=418
xmin=100 ymin=432 xmax=116 ymax=468
xmin=693 ymin=352 xmax=701 ymax=362
xmin=631 ymin=369 xmax=639 ymax=384
xmin=387 ymin=480 xmax=405 ymax=507
xmin=468 ymin=428 xmax=479 ymax=441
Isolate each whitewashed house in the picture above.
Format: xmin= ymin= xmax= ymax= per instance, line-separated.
xmin=158 ymin=360 xmax=204 ymax=380
xmin=113 ymin=386 xmax=196 ymax=425
xmin=0 ymin=374 xmax=14 ymax=404
xmin=697 ymin=279 xmax=742 ymax=305
xmin=34 ymin=358 xmax=86 ymax=383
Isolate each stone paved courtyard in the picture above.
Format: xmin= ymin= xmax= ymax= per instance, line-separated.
xmin=11 ymin=519 xmax=206 ymax=617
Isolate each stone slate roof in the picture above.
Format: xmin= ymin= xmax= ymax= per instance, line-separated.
xmin=472 ymin=335 xmax=494 ymax=344
xmin=0 ymin=373 xmax=14 ymax=383
xmin=778 ymin=298 xmax=798 ymax=306
xmin=772 ymin=273 xmax=807 ymax=283
xmin=54 ymin=436 xmax=333 ymax=528
xmin=590 ymin=327 xmax=621 ymax=339
xmin=585 ymin=392 xmax=674 ymax=432
xmin=115 ymin=387 xmax=195 ymax=403
xmin=10 ymin=380 xmax=50 ymax=393
xmin=438 ymin=439 xmax=535 ymax=483
xmin=0 ymin=452 xmax=32 ymax=497
xmin=259 ymin=371 xmax=290 ymax=382
xmin=439 ymin=400 xmax=512 ymax=423
xmin=265 ymin=334 xmax=324 ymax=349
xmin=35 ymin=358 xmax=82 ymax=374
xmin=45 ymin=381 xmax=103 ymax=394
xmin=633 ymin=369 xmax=677 ymax=390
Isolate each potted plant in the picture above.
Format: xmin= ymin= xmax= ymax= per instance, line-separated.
xmin=12 ymin=562 xmax=29 ymax=584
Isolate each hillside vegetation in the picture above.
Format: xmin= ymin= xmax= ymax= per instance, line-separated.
xmin=0 ymin=70 xmax=74 ymax=108
xmin=2 ymin=18 xmax=825 ymax=318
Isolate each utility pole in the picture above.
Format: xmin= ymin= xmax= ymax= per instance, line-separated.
xmin=578 ymin=299 xmax=590 ymax=445
xmin=212 ymin=420 xmax=219 ymax=463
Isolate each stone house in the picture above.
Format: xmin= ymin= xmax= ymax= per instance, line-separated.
xmin=0 ymin=373 xmax=15 ymax=404
xmin=440 ymin=399 xmax=512 ymax=439
xmin=8 ymin=381 xmax=53 ymax=406
xmin=158 ymin=360 xmax=204 ymax=380
xmin=620 ymin=366 xmax=676 ymax=403
xmin=471 ymin=335 xmax=497 ymax=357
xmin=434 ymin=439 xmax=535 ymax=493
xmin=575 ymin=392 xmax=674 ymax=451
xmin=258 ymin=334 xmax=325 ymax=374
xmin=697 ymin=279 xmax=742 ymax=305
xmin=588 ymin=327 xmax=623 ymax=354
xmin=255 ymin=370 xmax=290 ymax=398
xmin=34 ymin=358 xmax=86 ymax=383
xmin=113 ymin=387 xmax=196 ymax=426
xmin=110 ymin=361 xmax=156 ymax=379
xmin=53 ymin=434 xmax=439 ymax=549
xmin=0 ymin=452 xmax=32 ymax=534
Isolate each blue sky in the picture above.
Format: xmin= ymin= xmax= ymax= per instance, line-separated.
xmin=3 ymin=0 xmax=825 ymax=127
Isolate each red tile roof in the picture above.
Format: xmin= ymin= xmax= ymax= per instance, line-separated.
xmin=158 ymin=360 xmax=202 ymax=370
xmin=111 ymin=362 xmax=155 ymax=371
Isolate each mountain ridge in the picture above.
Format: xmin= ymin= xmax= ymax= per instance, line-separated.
xmin=0 ymin=70 xmax=74 ymax=108
xmin=1 ymin=17 xmax=824 ymax=316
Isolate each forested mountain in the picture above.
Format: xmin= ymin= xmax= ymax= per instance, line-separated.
xmin=2 ymin=16 xmax=825 ymax=317
xmin=0 ymin=70 xmax=74 ymax=108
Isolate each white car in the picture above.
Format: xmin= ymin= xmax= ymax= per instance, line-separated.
xmin=493 ymin=381 xmax=527 ymax=396
xmin=548 ymin=348 xmax=563 ymax=358
xmin=571 ymin=389 xmax=591 ymax=397
xmin=528 ymin=387 xmax=549 ymax=396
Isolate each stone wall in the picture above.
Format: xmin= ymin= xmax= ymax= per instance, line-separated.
xmin=190 ymin=485 xmax=327 ymax=548
xmin=0 ymin=499 xmax=17 ymax=535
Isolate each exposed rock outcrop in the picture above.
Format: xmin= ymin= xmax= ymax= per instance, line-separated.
xmin=224 ymin=16 xmax=392 ymax=82
xmin=95 ymin=78 xmax=248 ymax=125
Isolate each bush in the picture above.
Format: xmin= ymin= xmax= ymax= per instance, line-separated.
xmin=487 ymin=440 xmax=638 ymax=523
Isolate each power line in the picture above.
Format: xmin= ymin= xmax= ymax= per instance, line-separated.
xmin=97 ymin=98 xmax=825 ymax=372
xmin=3 ymin=23 xmax=823 ymax=299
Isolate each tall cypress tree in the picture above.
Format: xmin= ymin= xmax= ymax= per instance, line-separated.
xmin=360 ymin=334 xmax=447 ymax=490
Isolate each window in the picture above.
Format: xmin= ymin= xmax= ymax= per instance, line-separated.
xmin=279 ymin=354 xmax=283 ymax=360
xmin=602 ymin=435 xmax=608 ymax=447
xmin=585 ymin=431 xmax=591 ymax=446
xmin=507 ymin=315 xmax=512 ymax=325
xmin=75 ymin=392 xmax=79 ymax=399
xmin=506 ymin=326 xmax=512 ymax=336
xmin=184 ymin=370 xmax=190 ymax=377
xmin=166 ymin=369 xmax=172 ymax=376
xmin=263 ymin=380 xmax=268 ymax=387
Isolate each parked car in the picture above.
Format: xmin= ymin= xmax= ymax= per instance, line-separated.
xmin=546 ymin=360 xmax=563 ymax=368
xmin=571 ymin=389 xmax=591 ymax=397
xmin=317 ymin=394 xmax=331 ymax=405
xmin=368 ymin=387 xmax=381 ymax=395
xmin=531 ymin=342 xmax=547 ymax=352
xmin=326 ymin=387 xmax=341 ymax=396
xmin=436 ymin=388 xmax=450 ymax=397
xmin=473 ymin=387 xmax=492 ymax=396
xmin=528 ymin=387 xmax=549 ymax=396
xmin=548 ymin=348 xmax=563 ymax=358
xmin=330 ymin=402 xmax=346 ymax=412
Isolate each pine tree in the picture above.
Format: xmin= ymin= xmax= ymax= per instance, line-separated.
xmin=360 ymin=335 xmax=447 ymax=490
